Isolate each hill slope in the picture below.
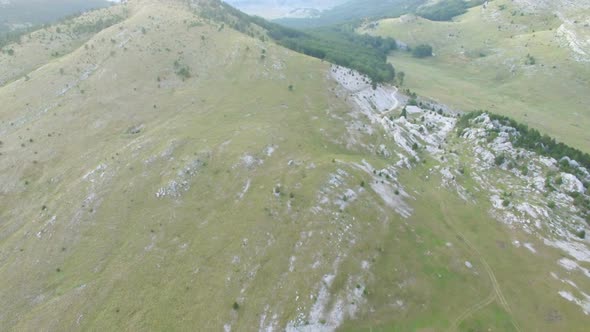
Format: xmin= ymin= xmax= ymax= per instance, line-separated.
xmin=0 ymin=0 xmax=115 ymax=32
xmin=0 ymin=0 xmax=589 ymax=331
xmin=361 ymin=0 xmax=590 ymax=151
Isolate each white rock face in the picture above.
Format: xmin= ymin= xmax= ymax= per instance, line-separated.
xmin=457 ymin=112 xmax=590 ymax=315
xmin=330 ymin=65 xmax=398 ymax=118
xmin=560 ymin=173 xmax=585 ymax=193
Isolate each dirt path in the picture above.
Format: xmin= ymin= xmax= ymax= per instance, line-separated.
xmin=451 ymin=290 xmax=495 ymax=331
xmin=440 ymin=204 xmax=522 ymax=332
xmin=380 ymin=86 xmax=399 ymax=119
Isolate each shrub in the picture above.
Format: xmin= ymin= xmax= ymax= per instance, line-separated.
xmin=232 ymin=302 xmax=240 ymax=310
xmin=555 ymin=176 xmax=563 ymax=185
xmin=174 ymin=60 xmax=191 ymax=80
xmin=412 ymin=44 xmax=433 ymax=58
xmin=576 ymin=229 xmax=585 ymax=239
xmin=525 ymin=54 xmax=536 ymax=65
xmin=176 ymin=67 xmax=191 ymax=80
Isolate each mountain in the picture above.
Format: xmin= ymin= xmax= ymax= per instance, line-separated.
xmin=0 ymin=0 xmax=589 ymax=331
xmin=0 ymin=0 xmax=116 ymax=32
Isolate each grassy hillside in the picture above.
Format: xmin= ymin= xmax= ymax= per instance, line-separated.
xmin=0 ymin=5 xmax=128 ymax=86
xmin=0 ymin=0 xmax=114 ymax=32
xmin=0 ymin=0 xmax=589 ymax=331
xmin=197 ymin=0 xmax=398 ymax=83
xmin=360 ymin=0 xmax=590 ymax=152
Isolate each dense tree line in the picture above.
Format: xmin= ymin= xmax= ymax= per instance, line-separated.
xmin=458 ymin=111 xmax=590 ymax=172
xmin=416 ymin=0 xmax=486 ymax=21
xmin=271 ymin=26 xmax=397 ymax=83
xmin=416 ymin=0 xmax=468 ymax=21
xmin=0 ymin=26 xmax=40 ymax=49
xmin=201 ymin=1 xmax=398 ymax=83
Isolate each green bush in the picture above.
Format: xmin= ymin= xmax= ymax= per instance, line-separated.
xmin=412 ymin=44 xmax=433 ymax=58
xmin=400 ymin=107 xmax=407 ymax=118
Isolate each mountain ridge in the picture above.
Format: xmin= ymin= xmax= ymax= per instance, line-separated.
xmin=0 ymin=0 xmax=589 ymax=330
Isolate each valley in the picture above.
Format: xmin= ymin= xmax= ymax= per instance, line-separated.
xmin=361 ymin=0 xmax=590 ymax=151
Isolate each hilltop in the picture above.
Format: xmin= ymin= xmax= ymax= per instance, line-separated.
xmin=0 ymin=0 xmax=589 ymax=331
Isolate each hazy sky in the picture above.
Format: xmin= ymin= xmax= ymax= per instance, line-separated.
xmin=225 ymin=0 xmax=345 ymax=18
